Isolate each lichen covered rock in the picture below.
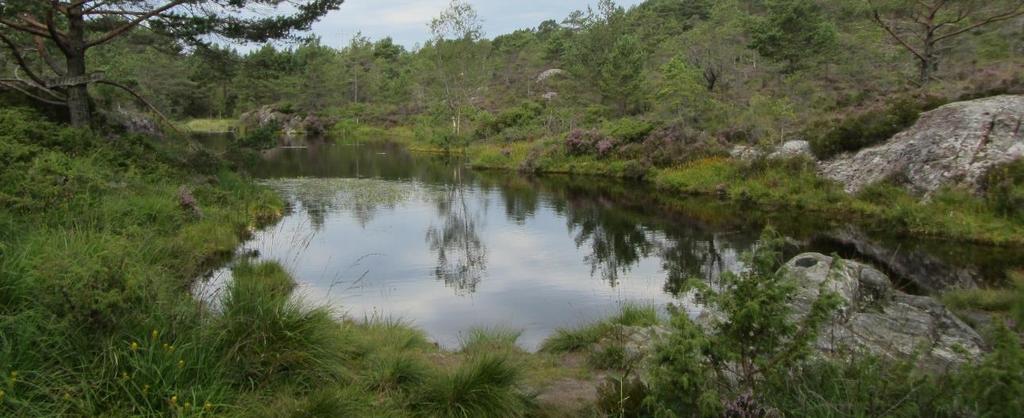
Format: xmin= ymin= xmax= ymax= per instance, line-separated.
xmin=819 ymin=95 xmax=1024 ymax=197
xmin=783 ymin=253 xmax=984 ymax=366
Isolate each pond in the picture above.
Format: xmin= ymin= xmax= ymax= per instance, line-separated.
xmin=196 ymin=141 xmax=1024 ymax=351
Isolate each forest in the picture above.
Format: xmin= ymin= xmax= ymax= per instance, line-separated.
xmin=2 ymin=0 xmax=1024 ymax=416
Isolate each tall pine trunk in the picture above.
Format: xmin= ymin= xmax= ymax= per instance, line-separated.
xmin=65 ymin=8 xmax=91 ymax=128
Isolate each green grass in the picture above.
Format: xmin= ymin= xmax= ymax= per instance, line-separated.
xmin=411 ymin=353 xmax=533 ymax=418
xmin=942 ymin=288 xmax=1018 ymax=312
xmin=650 ymin=158 xmax=1024 ymax=245
xmin=181 ymin=118 xmax=238 ymax=133
xmin=0 ymin=108 xmax=542 ymax=417
xmin=460 ymin=327 xmax=524 ymax=353
xmin=942 ymin=271 xmax=1024 ymax=313
xmin=541 ymin=304 xmax=658 ymax=353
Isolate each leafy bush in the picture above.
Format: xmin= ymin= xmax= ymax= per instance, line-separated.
xmin=237 ymin=123 xmax=280 ymax=149
xmin=616 ymin=123 xmax=729 ymax=167
xmin=984 ymin=160 xmax=1024 ymax=221
xmin=644 ymin=229 xmax=842 ymax=416
xmin=956 ymin=323 xmax=1024 ymax=416
xmin=602 ymin=117 xmax=655 ymax=144
xmin=808 ymin=97 xmax=946 ymax=159
xmin=476 ymin=101 xmax=544 ymax=139
xmin=497 ymin=125 xmax=535 ymax=143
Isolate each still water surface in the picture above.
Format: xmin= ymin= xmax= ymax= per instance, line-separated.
xmin=197 ymin=141 xmax=1021 ymax=350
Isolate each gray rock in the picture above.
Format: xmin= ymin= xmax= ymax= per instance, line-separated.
xmin=239 ymin=105 xmax=332 ymax=147
xmin=768 ymin=140 xmax=813 ymax=160
xmin=783 ymin=253 xmax=984 ymax=367
xmin=819 ymin=95 xmax=1024 ymax=197
xmin=108 ymin=106 xmax=161 ymax=137
xmin=536 ymin=68 xmax=566 ymax=83
xmin=729 ymin=145 xmax=763 ymax=161
xmin=731 ymin=140 xmax=815 ymax=162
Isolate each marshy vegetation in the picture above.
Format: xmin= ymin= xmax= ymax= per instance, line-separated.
xmin=3 ymin=0 xmax=1024 ymax=416
xmin=0 ymin=108 xmax=541 ymax=416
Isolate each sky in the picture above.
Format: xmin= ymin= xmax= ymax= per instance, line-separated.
xmin=306 ymin=0 xmax=646 ymax=49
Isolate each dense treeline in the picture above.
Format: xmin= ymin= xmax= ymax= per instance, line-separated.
xmin=70 ymin=0 xmax=1024 ymax=149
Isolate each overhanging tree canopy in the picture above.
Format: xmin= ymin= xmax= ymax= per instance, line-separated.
xmin=0 ymin=0 xmax=345 ymax=127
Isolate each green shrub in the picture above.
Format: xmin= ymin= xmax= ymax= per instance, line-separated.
xmin=17 ymin=229 xmax=149 ymax=332
xmin=237 ymin=123 xmax=279 ymax=149
xmin=644 ymin=229 xmax=842 ymax=416
xmin=808 ymin=97 xmax=946 ymax=159
xmin=762 ymin=355 xmax=956 ymax=417
xmin=597 ymin=374 xmax=650 ymax=417
xmin=476 ymin=101 xmax=544 ymax=139
xmin=957 ymin=323 xmax=1024 ymax=417
xmin=602 ymin=118 xmax=655 ymax=144
xmin=984 ymin=160 xmax=1024 ymax=221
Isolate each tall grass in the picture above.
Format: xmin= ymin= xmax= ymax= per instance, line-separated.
xmin=0 ymin=108 xmax=539 ymax=416
xmin=540 ymin=304 xmax=658 ymax=353
xmin=460 ymin=327 xmax=523 ymax=353
xmin=412 ymin=353 xmax=533 ymax=418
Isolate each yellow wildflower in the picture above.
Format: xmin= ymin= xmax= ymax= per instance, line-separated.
xmin=142 ymin=384 xmax=150 ymax=395
xmin=151 ymin=329 xmax=159 ymax=340
xmin=120 ymin=372 xmax=129 ymax=381
xmin=0 ymin=389 xmax=5 ymax=402
xmin=177 ymin=360 xmax=185 ymax=369
xmin=184 ymin=402 xmax=191 ymax=409
xmin=130 ymin=342 xmax=139 ymax=352
xmin=162 ymin=343 xmax=170 ymax=351
xmin=170 ymin=395 xmax=178 ymax=405
xmin=204 ymin=401 xmax=213 ymax=411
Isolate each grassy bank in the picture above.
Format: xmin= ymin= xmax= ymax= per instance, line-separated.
xmin=180 ymin=118 xmax=239 ymax=133
xmin=540 ymin=234 xmax=1024 ymax=418
xmin=354 ymin=125 xmax=1024 ymax=246
xmin=0 ymin=109 xmax=574 ymax=416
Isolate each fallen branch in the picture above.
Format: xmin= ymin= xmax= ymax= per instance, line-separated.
xmin=95 ymin=79 xmax=182 ymax=134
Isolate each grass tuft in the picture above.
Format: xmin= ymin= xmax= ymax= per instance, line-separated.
xmin=460 ymin=327 xmax=523 ymax=353
xmin=413 ymin=353 xmax=533 ymax=418
xmin=540 ymin=304 xmax=658 ymax=353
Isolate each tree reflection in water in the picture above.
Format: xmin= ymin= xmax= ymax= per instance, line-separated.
xmin=265 ymin=178 xmax=416 ymax=230
xmin=425 ymin=169 xmax=488 ymax=294
xmin=562 ymin=195 xmax=655 ymax=287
